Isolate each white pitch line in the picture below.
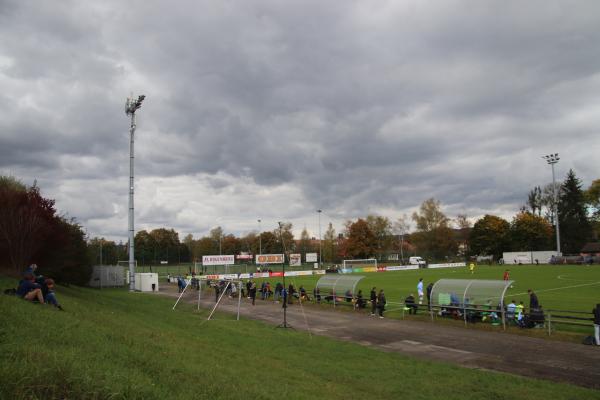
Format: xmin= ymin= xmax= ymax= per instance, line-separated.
xmin=510 ymin=280 xmax=600 ymax=297
xmin=557 ymin=274 xmax=595 ymax=282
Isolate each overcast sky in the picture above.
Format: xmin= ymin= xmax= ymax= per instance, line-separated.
xmin=1 ymin=1 xmax=599 ymax=242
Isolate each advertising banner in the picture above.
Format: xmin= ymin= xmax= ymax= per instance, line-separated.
xmin=428 ymin=262 xmax=466 ymax=269
xmin=290 ymin=253 xmax=302 ymax=266
xmin=363 ymin=267 xmax=377 ymax=273
xmin=295 ymin=270 xmax=313 ymax=276
xmin=270 ymin=272 xmax=284 ymax=277
xmin=285 ymin=271 xmax=299 ymax=277
xmin=306 ymin=253 xmax=318 ymax=262
xmin=386 ymin=265 xmax=419 ymax=271
xmin=202 ymin=255 xmax=235 ymax=265
xmin=236 ymin=254 xmax=253 ymax=260
xmin=256 ymin=254 xmax=284 ymax=264
xmin=315 ymin=270 xmax=326 ymax=275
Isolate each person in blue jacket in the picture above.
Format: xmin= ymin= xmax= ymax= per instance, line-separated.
xmin=16 ymin=274 xmax=44 ymax=304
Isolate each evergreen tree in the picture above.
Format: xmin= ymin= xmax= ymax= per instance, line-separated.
xmin=558 ymin=169 xmax=592 ymax=253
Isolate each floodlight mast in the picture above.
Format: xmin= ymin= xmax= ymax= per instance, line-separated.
xmin=543 ymin=153 xmax=561 ymax=255
xmin=317 ymin=210 xmax=322 ymax=268
xmin=125 ymin=94 xmax=145 ymax=291
xmin=278 ymin=221 xmax=290 ymax=328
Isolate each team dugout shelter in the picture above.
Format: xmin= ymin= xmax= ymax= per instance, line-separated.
xmin=430 ymin=279 xmax=514 ymax=329
xmin=315 ymin=275 xmax=365 ymax=306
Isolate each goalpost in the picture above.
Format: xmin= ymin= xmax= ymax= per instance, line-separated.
xmin=342 ymin=258 xmax=378 ymax=269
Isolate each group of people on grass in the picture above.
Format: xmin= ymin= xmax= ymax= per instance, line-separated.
xmin=9 ymin=264 xmax=63 ymax=310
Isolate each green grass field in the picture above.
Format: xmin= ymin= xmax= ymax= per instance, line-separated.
xmin=252 ymin=264 xmax=600 ymax=312
xmin=1 ymin=274 xmax=599 ymax=400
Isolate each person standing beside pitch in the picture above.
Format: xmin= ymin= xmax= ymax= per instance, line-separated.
xmin=370 ymin=287 xmax=377 ymax=316
xmin=377 ymin=289 xmax=387 ymax=319
xmin=593 ymin=303 xmax=600 ymax=346
xmin=417 ymin=278 xmax=424 ymax=305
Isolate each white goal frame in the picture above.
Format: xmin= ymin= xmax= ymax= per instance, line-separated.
xmin=342 ymin=258 xmax=378 ymax=269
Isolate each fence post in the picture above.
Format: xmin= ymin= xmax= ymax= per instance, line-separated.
xmin=547 ymin=313 xmax=551 ymax=336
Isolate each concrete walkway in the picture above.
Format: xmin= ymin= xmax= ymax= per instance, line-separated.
xmin=161 ymin=285 xmax=600 ymax=390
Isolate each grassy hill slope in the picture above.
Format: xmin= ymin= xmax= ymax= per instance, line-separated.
xmin=1 ymin=276 xmax=598 ymax=400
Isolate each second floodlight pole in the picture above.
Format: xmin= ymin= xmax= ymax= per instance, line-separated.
xmin=278 ymin=222 xmax=290 ymax=329
xmin=125 ymin=94 xmax=146 ymax=292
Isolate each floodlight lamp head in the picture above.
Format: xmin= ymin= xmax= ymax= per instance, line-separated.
xmin=125 ymin=94 xmax=146 ymax=116
xmin=543 ymin=153 xmax=559 ymax=165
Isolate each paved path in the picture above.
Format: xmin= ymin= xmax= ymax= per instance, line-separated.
xmin=160 ymin=285 xmax=600 ymax=389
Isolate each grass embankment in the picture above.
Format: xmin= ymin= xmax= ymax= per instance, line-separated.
xmin=1 ymin=276 xmax=598 ymax=400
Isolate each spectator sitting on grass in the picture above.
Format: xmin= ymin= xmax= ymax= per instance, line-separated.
xmin=16 ymin=273 xmax=44 ymax=304
xmin=23 ymin=263 xmax=38 ymax=276
xmin=44 ymin=279 xmax=63 ymax=310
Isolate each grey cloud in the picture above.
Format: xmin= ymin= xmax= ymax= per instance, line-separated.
xmin=1 ymin=1 xmax=600 ymax=240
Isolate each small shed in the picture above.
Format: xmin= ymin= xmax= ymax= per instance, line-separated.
xmin=430 ymin=279 xmax=514 ymax=329
xmin=314 ymin=275 xmax=365 ymax=306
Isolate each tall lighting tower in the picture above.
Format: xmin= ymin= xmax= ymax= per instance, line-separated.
xmin=125 ymin=94 xmax=146 ymax=291
xmin=543 ymin=153 xmax=561 ymax=255
xmin=258 ymin=219 xmax=262 ymax=256
xmin=317 ymin=209 xmax=322 ymax=268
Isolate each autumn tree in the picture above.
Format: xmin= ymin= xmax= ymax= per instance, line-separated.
xmin=221 ymin=234 xmax=241 ymax=255
xmin=411 ymin=198 xmax=457 ymax=260
xmin=0 ymin=177 xmax=55 ymax=272
xmin=0 ymin=175 xmax=91 ymax=283
xmin=87 ymin=237 xmax=122 ymax=266
xmin=259 ymin=231 xmax=279 ymax=253
xmin=298 ymin=228 xmax=313 ymax=256
xmin=510 ymin=212 xmax=553 ymax=251
xmin=585 ymin=179 xmax=600 ymax=239
xmin=366 ymin=215 xmax=393 ymax=261
xmin=344 ymin=219 xmax=376 ymax=259
xmin=134 ymin=230 xmax=156 ymax=264
xmin=273 ymin=222 xmax=295 ymax=254
xmin=469 ymin=215 xmax=510 ymax=260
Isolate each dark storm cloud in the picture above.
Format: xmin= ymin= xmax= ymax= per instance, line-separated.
xmin=1 ymin=0 xmax=600 ymax=239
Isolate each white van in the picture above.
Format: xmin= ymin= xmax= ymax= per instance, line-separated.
xmin=409 ymin=256 xmax=427 ymax=267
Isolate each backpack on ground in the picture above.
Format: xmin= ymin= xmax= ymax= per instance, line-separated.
xmin=582 ymin=335 xmax=597 ymax=345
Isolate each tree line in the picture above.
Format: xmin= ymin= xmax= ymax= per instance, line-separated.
xmin=0 ymin=176 xmax=90 ymax=284
xmin=2 ymin=168 xmax=597 ymax=284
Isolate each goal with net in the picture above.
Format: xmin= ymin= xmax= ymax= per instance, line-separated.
xmin=342 ymin=258 xmax=378 ymax=270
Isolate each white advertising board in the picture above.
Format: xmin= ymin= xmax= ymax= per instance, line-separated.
xmin=203 ymin=255 xmax=235 ymax=265
xmin=386 ymin=265 xmax=419 ymax=271
xmin=306 ymin=253 xmax=318 ymax=263
xmin=290 ymin=253 xmax=302 ymax=266
xmin=256 ymin=254 xmax=284 ymax=264
xmin=428 ymin=262 xmax=466 ymax=269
